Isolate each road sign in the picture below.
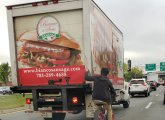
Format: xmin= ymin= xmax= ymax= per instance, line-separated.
xmin=145 ymin=64 xmax=156 ymax=71
xmin=160 ymin=62 xmax=165 ymax=71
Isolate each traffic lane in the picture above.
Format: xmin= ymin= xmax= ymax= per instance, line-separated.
xmin=113 ymin=86 xmax=165 ymax=120
xmin=135 ymin=86 xmax=165 ymax=120
xmin=1 ymin=86 xmax=164 ymax=120
xmin=0 ymin=94 xmax=156 ymax=120
xmin=113 ymin=93 xmax=152 ymax=119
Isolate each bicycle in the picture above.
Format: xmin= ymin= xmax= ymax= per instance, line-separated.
xmin=93 ymin=100 xmax=114 ymax=120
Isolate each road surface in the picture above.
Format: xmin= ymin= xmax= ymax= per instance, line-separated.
xmin=0 ymin=86 xmax=164 ymax=120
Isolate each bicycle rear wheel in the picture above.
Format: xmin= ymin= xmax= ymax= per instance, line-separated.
xmin=94 ymin=108 xmax=107 ymax=120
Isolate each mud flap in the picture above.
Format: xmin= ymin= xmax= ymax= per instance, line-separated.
xmin=85 ymin=94 xmax=97 ymax=118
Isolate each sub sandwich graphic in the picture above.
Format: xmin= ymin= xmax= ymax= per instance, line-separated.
xmin=18 ymin=31 xmax=83 ymax=67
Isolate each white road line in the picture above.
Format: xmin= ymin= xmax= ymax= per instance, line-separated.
xmin=156 ymin=94 xmax=159 ymax=96
xmin=145 ymin=102 xmax=152 ymax=109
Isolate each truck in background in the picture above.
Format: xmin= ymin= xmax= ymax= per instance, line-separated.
xmin=147 ymin=72 xmax=159 ymax=91
xmin=147 ymin=72 xmax=158 ymax=83
xmin=6 ymin=0 xmax=129 ymax=119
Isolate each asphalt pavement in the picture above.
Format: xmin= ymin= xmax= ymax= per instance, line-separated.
xmin=0 ymin=86 xmax=165 ymax=120
xmin=113 ymin=85 xmax=165 ymax=120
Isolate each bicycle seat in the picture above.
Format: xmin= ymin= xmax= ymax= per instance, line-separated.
xmin=93 ymin=100 xmax=106 ymax=106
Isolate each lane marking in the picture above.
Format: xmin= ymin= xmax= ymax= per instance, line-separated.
xmin=145 ymin=102 xmax=152 ymax=109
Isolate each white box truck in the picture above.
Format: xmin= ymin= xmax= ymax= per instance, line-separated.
xmin=147 ymin=72 xmax=158 ymax=83
xmin=6 ymin=0 xmax=130 ymax=119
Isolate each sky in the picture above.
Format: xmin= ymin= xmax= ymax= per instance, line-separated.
xmin=1 ymin=0 xmax=165 ymax=67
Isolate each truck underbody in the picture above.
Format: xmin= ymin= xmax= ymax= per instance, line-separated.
xmin=11 ymin=84 xmax=92 ymax=114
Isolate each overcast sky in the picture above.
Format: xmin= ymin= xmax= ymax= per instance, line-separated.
xmin=1 ymin=0 xmax=165 ymax=67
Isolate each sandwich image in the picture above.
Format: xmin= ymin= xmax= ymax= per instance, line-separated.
xmin=17 ymin=30 xmax=83 ymax=67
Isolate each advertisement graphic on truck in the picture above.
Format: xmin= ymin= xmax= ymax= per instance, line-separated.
xmin=90 ymin=3 xmax=124 ymax=89
xmin=15 ymin=11 xmax=85 ymax=86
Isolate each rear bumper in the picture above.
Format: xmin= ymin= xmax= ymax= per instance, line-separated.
xmin=150 ymin=86 xmax=157 ymax=89
xmin=129 ymin=90 xmax=148 ymax=94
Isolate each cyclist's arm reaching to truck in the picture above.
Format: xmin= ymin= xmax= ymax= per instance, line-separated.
xmin=108 ymin=80 xmax=116 ymax=95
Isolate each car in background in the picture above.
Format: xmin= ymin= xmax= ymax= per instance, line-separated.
xmin=158 ymin=80 xmax=164 ymax=86
xmin=0 ymin=87 xmax=4 ymax=94
xmin=0 ymin=86 xmax=12 ymax=95
xmin=129 ymin=78 xmax=150 ymax=97
xmin=147 ymin=80 xmax=157 ymax=91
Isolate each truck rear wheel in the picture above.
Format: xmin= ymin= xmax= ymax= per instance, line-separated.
xmin=123 ymin=101 xmax=130 ymax=108
xmin=44 ymin=113 xmax=66 ymax=120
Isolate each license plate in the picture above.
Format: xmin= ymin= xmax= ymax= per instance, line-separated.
xmin=39 ymin=107 xmax=52 ymax=118
xmin=45 ymin=98 xmax=54 ymax=102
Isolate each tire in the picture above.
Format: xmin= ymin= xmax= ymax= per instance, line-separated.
xmin=94 ymin=108 xmax=107 ymax=120
xmin=145 ymin=92 xmax=148 ymax=97
xmin=131 ymin=93 xmax=134 ymax=97
xmin=123 ymin=101 xmax=130 ymax=108
xmin=44 ymin=113 xmax=66 ymax=120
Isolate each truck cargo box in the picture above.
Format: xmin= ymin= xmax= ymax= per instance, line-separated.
xmin=7 ymin=0 xmax=124 ymax=89
xmin=7 ymin=1 xmax=129 ymax=119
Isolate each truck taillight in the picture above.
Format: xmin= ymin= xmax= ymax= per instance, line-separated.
xmin=42 ymin=1 xmax=48 ymax=5
xmin=72 ymin=97 xmax=78 ymax=104
xmin=26 ymin=98 xmax=31 ymax=104
xmin=53 ymin=0 xmax=58 ymax=4
xmin=32 ymin=2 xmax=38 ymax=6
xmin=7 ymin=6 xmax=12 ymax=10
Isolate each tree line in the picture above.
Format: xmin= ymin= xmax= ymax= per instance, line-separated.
xmin=0 ymin=62 xmax=11 ymax=85
xmin=124 ymin=63 xmax=143 ymax=82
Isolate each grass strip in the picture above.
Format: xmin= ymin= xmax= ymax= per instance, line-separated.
xmin=0 ymin=94 xmax=32 ymax=110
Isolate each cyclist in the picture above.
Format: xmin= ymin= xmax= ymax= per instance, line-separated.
xmin=85 ymin=68 xmax=116 ymax=120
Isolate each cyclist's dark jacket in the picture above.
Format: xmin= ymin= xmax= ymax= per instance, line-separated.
xmin=85 ymin=75 xmax=115 ymax=103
